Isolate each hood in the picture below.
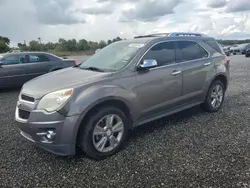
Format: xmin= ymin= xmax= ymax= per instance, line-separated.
xmin=22 ymin=67 xmax=111 ymax=99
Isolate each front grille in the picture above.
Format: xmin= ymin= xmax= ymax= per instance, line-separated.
xmin=18 ymin=109 xmax=30 ymax=120
xmin=21 ymin=94 xmax=35 ymax=103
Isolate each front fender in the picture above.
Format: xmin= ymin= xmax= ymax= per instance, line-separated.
xmin=67 ymin=85 xmax=138 ymax=144
xmin=68 ymin=85 xmax=138 ymax=119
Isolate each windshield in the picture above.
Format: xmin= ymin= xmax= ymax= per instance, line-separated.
xmin=79 ymin=42 xmax=144 ymax=72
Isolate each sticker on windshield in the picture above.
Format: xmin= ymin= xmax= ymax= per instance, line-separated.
xmin=128 ymin=43 xmax=145 ymax=48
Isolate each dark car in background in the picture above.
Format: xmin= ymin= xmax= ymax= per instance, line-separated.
xmin=0 ymin=52 xmax=76 ymax=88
xmin=245 ymin=48 xmax=250 ymax=57
xmin=241 ymin=44 xmax=250 ymax=54
xmin=223 ymin=47 xmax=231 ymax=56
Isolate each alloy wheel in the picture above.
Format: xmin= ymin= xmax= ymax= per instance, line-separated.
xmin=210 ymin=84 xmax=224 ymax=109
xmin=92 ymin=114 xmax=124 ymax=153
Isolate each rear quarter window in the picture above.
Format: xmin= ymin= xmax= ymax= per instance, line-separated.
xmin=175 ymin=41 xmax=206 ymax=62
xmin=203 ymin=40 xmax=223 ymax=54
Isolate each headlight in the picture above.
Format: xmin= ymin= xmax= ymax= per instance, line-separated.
xmin=37 ymin=88 xmax=73 ymax=112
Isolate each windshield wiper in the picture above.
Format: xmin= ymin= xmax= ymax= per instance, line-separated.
xmin=81 ymin=66 xmax=104 ymax=72
xmin=73 ymin=62 xmax=83 ymax=68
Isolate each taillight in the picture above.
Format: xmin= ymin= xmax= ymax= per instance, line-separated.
xmin=74 ymin=60 xmax=77 ymax=65
xmin=226 ymin=57 xmax=230 ymax=63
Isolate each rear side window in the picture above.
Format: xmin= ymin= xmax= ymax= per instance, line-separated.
xmin=142 ymin=42 xmax=175 ymax=67
xmin=176 ymin=41 xmax=207 ymax=62
xmin=203 ymin=40 xmax=223 ymax=54
xmin=28 ymin=55 xmax=50 ymax=63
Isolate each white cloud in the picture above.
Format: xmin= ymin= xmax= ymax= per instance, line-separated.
xmin=1 ymin=0 xmax=250 ymax=47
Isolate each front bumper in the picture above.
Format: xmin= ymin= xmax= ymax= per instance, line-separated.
xmin=15 ymin=95 xmax=80 ymax=156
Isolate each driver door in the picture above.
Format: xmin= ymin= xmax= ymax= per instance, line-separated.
xmin=135 ymin=41 xmax=183 ymax=120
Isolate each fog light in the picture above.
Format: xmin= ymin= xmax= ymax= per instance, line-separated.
xmin=46 ymin=130 xmax=56 ymax=140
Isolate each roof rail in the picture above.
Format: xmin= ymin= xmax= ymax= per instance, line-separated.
xmin=134 ymin=32 xmax=206 ymax=38
xmin=134 ymin=33 xmax=170 ymax=38
xmin=168 ymin=32 xmax=207 ymax=37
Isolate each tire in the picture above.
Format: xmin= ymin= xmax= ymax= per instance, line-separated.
xmin=79 ymin=106 xmax=129 ymax=160
xmin=201 ymin=80 xmax=225 ymax=113
xmin=246 ymin=54 xmax=250 ymax=58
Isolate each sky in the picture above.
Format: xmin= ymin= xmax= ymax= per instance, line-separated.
xmin=1 ymin=0 xmax=250 ymax=47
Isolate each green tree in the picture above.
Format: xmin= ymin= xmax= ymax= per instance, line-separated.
xmin=88 ymin=41 xmax=99 ymax=50
xmin=0 ymin=36 xmax=10 ymax=45
xmin=67 ymin=39 xmax=77 ymax=51
xmin=0 ymin=40 xmax=9 ymax=53
xmin=18 ymin=43 xmax=28 ymax=51
xmin=78 ymin=39 xmax=89 ymax=51
xmin=29 ymin=40 xmax=41 ymax=51
xmin=99 ymin=40 xmax=107 ymax=48
xmin=107 ymin=40 xmax=112 ymax=45
xmin=45 ymin=42 xmax=56 ymax=50
xmin=58 ymin=38 xmax=68 ymax=51
xmin=112 ymin=36 xmax=122 ymax=43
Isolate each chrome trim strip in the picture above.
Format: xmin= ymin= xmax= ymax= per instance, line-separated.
xmin=20 ymin=131 xmax=35 ymax=142
xmin=135 ymin=39 xmax=211 ymax=71
xmin=15 ymin=107 xmax=28 ymax=123
xmin=32 ymin=120 xmax=63 ymax=125
xmin=19 ymin=99 xmax=35 ymax=105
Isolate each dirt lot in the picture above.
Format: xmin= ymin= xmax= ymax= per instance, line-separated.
xmin=0 ymin=55 xmax=250 ymax=188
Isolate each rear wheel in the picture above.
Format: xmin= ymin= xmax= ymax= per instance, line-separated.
xmin=246 ymin=54 xmax=250 ymax=57
xmin=79 ymin=106 xmax=129 ymax=160
xmin=201 ymin=80 xmax=225 ymax=112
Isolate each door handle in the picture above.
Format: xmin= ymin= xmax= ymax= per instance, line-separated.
xmin=172 ymin=70 xmax=182 ymax=75
xmin=204 ymin=62 xmax=211 ymax=66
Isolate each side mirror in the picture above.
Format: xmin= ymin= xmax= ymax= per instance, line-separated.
xmin=138 ymin=59 xmax=158 ymax=70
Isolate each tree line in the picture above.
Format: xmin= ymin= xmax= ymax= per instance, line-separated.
xmin=1 ymin=35 xmax=250 ymax=54
xmin=17 ymin=37 xmax=123 ymax=53
xmin=217 ymin=39 xmax=250 ymax=46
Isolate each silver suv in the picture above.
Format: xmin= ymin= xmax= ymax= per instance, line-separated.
xmin=15 ymin=32 xmax=230 ymax=159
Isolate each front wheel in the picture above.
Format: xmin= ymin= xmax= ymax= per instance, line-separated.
xmin=79 ymin=106 xmax=129 ymax=160
xmin=201 ymin=80 xmax=225 ymax=113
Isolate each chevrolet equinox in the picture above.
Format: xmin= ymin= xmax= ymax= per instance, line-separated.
xmin=15 ymin=32 xmax=230 ymax=160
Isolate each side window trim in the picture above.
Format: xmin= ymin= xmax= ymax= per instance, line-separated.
xmin=2 ymin=55 xmax=20 ymax=65
xmin=136 ymin=41 xmax=177 ymax=70
xmin=175 ymin=40 xmax=210 ymax=64
xmin=135 ymin=39 xmax=210 ymax=71
xmin=28 ymin=54 xmax=51 ymax=63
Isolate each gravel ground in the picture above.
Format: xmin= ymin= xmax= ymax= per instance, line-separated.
xmin=0 ymin=55 xmax=250 ymax=188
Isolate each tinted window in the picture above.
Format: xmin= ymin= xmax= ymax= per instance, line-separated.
xmin=29 ymin=55 xmax=50 ymax=63
xmin=142 ymin=42 xmax=175 ymax=67
xmin=2 ymin=55 xmax=26 ymax=65
xmin=199 ymin=46 xmax=209 ymax=58
xmin=203 ymin=40 xmax=223 ymax=54
xmin=176 ymin=41 xmax=202 ymax=62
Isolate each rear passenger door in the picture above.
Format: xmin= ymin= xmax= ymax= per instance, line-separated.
xmin=175 ymin=41 xmax=214 ymax=103
xmin=25 ymin=54 xmax=52 ymax=80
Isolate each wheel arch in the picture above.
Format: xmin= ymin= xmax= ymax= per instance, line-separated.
xmin=74 ymin=97 xmax=134 ymax=145
xmin=213 ymin=74 xmax=228 ymax=90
